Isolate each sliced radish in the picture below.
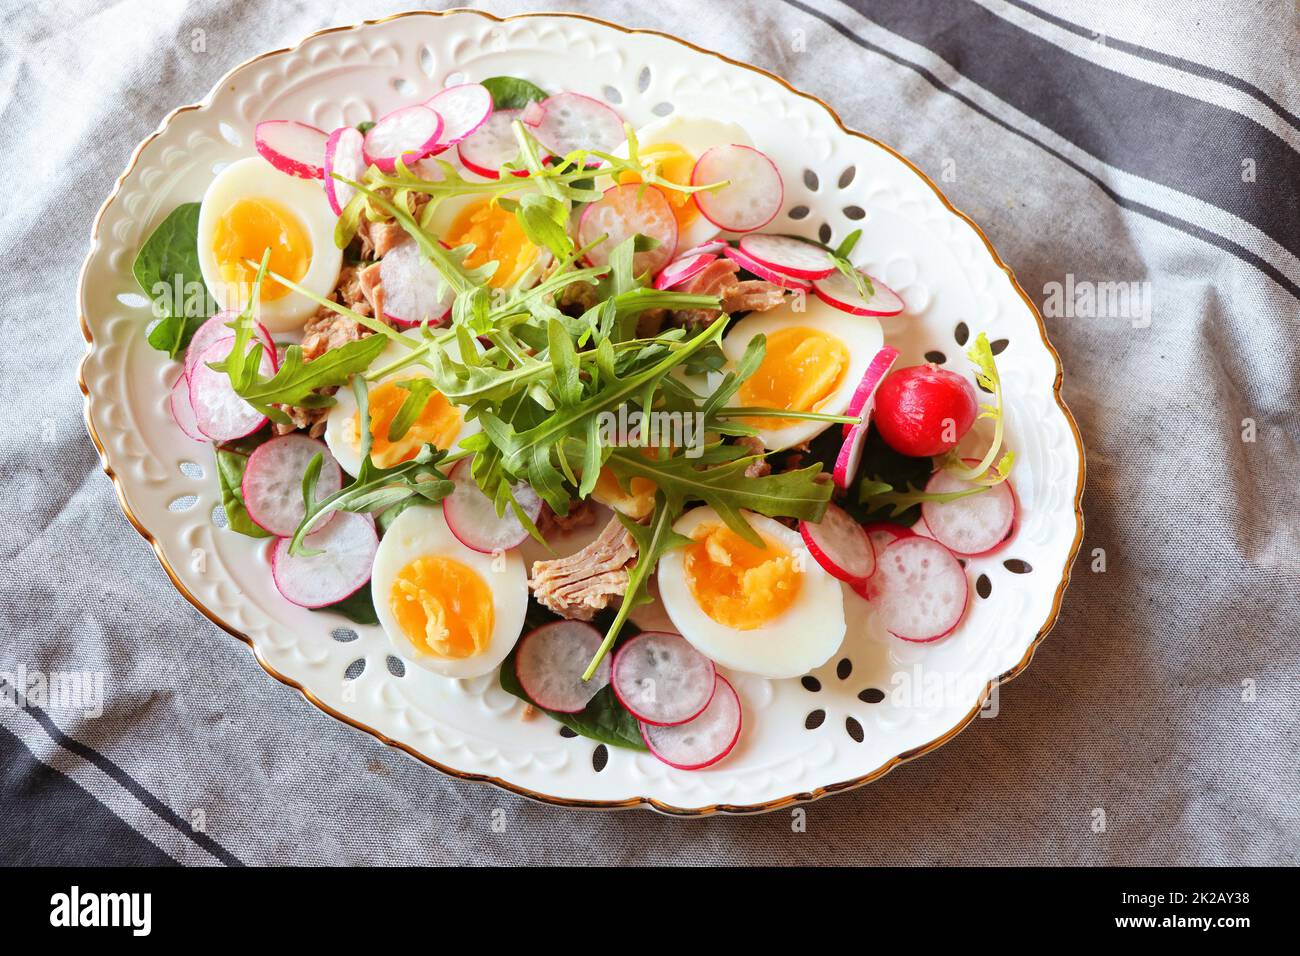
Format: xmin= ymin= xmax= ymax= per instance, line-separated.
xmin=362 ymin=105 xmax=444 ymax=173
xmin=324 ymin=126 xmax=367 ymax=216
xmin=526 ymin=92 xmax=625 ymax=157
xmin=612 ymin=632 xmax=716 ymax=726
xmin=423 ymin=83 xmax=493 ymax=151
xmin=254 ymin=120 xmax=328 ymax=180
xmin=869 ymin=537 xmax=968 ymax=641
xmin=677 ymin=239 xmax=726 ymax=258
xmin=921 ymin=467 xmax=1017 ymax=557
xmin=169 ymin=374 xmax=206 ymax=442
xmin=640 ymin=675 xmax=741 ymax=770
xmin=457 ymin=108 xmax=525 ymax=178
xmin=379 ymin=238 xmax=454 ymax=327
xmin=578 ymin=183 xmax=677 ymax=276
xmin=520 ymin=100 xmax=547 ymax=127
xmin=188 ymin=336 xmax=275 ymax=441
xmin=812 ymin=269 xmax=905 ymax=317
xmin=691 ymin=144 xmax=783 ymax=233
xmin=738 ymin=234 xmax=835 ymax=280
xmin=184 ymin=312 xmax=274 ymax=383
xmin=242 ymin=434 xmax=343 ymax=537
xmin=723 ymin=244 xmax=811 ymax=290
xmin=271 ymin=512 xmax=377 ymax=609
xmin=443 ymin=458 xmax=543 ymax=553
xmin=841 ymin=345 xmax=900 ymax=437
xmin=853 ymin=523 xmax=916 ymax=599
xmin=652 ymin=252 xmax=718 ymax=291
xmin=799 ymin=504 xmax=875 ymax=584
xmin=833 ymin=345 xmax=900 ymax=489
xmin=514 ymin=620 xmax=610 ymax=713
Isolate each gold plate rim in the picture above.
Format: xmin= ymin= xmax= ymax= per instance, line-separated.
xmin=76 ymin=7 xmax=1086 ymax=817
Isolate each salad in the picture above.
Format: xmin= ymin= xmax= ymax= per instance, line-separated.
xmin=134 ymin=74 xmax=1017 ymax=771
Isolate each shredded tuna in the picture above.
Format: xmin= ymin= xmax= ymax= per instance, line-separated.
xmin=357 ymin=261 xmax=385 ymax=320
xmin=355 ymin=192 xmax=429 ymax=260
xmin=736 ymin=435 xmax=771 ymax=478
xmin=539 ymin=499 xmax=598 ymax=535
xmin=670 ymin=257 xmax=787 ymax=324
xmin=529 ymin=516 xmax=637 ymax=621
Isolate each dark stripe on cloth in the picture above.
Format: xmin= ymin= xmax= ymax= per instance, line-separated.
xmin=831 ymin=0 xmax=1300 ymax=259
xmin=1000 ymin=0 xmax=1300 ymax=132
xmin=779 ymin=0 xmax=1300 ymax=300
xmin=0 ymin=680 xmax=243 ymax=866
xmin=0 ymin=724 xmax=176 ymax=865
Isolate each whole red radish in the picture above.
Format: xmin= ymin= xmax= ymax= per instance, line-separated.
xmin=873 ymin=364 xmax=978 ymax=457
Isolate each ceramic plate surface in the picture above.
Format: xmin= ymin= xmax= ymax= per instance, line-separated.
xmin=78 ymin=10 xmax=1084 ymax=813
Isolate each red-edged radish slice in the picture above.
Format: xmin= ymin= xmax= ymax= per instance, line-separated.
xmin=723 ymin=244 xmax=811 ymax=290
xmin=812 ymin=269 xmax=905 ymax=316
xmin=184 ymin=312 xmax=274 ymax=383
xmin=641 ymin=675 xmax=741 ymax=770
xmin=853 ymin=523 xmax=916 ymax=599
xmin=520 ymin=100 xmax=547 ymax=127
xmin=652 ymin=252 xmax=718 ymax=291
xmin=188 ymin=336 xmax=275 ymax=441
xmin=691 ymin=144 xmax=783 ymax=233
xmin=799 ymin=504 xmax=875 ymax=584
xmin=443 ymin=458 xmax=543 ymax=553
xmin=611 ymin=631 xmax=716 ymax=726
xmin=324 ymin=126 xmax=367 ymax=216
xmin=169 ymin=374 xmax=206 ymax=442
xmin=921 ymin=466 xmax=1017 ymax=557
xmin=362 ymin=105 xmax=444 ymax=173
xmin=677 ymin=239 xmax=726 ymax=258
xmin=242 ymin=434 xmax=343 ymax=537
xmin=738 ymin=234 xmax=835 ymax=280
xmin=379 ymin=238 xmax=454 ymax=328
xmin=423 ymin=83 xmax=493 ymax=150
xmin=457 ymin=108 xmax=525 ymax=178
xmin=271 ymin=512 xmax=377 ymax=609
xmin=578 ymin=183 xmax=678 ymax=276
xmin=870 ymin=537 xmax=968 ymax=641
xmin=841 ymin=346 xmax=900 ymax=437
xmin=833 ymin=346 xmax=900 ymax=488
xmin=527 ymin=92 xmax=625 ymax=157
xmin=514 ymin=620 xmax=610 ymax=713
xmin=254 ymin=120 xmax=328 ymax=180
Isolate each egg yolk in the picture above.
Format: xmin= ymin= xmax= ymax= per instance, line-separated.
xmin=212 ymin=197 xmax=311 ymax=302
xmin=444 ymin=198 xmax=538 ymax=288
xmin=390 ymin=556 xmax=494 ymax=659
xmin=347 ymin=377 xmax=462 ymax=468
xmin=593 ymin=467 xmax=657 ymax=520
xmin=683 ymin=523 xmax=802 ymax=630
xmin=736 ymin=326 xmax=850 ymax=429
xmin=619 ymin=142 xmax=701 ymax=234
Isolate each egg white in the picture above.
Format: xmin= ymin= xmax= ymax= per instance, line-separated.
xmin=196 ymin=157 xmax=342 ymax=332
xmin=656 ymin=507 xmax=846 ymax=679
xmin=614 ymin=114 xmax=755 ymax=251
xmin=372 ymin=505 xmax=528 ymax=678
xmin=716 ymin=297 xmax=884 ymax=451
xmin=324 ymin=329 xmax=480 ymax=477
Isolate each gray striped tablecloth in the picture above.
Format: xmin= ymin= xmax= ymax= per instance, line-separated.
xmin=2 ymin=0 xmax=1296 ymax=865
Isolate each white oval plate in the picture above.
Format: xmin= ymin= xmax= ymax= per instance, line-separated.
xmin=78 ymin=10 xmax=1084 ymax=814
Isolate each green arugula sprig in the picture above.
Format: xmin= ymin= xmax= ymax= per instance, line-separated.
xmin=942 ymin=333 xmax=1014 ymax=485
xmin=827 ymin=229 xmax=876 ymax=301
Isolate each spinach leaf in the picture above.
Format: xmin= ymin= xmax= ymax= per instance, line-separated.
xmin=133 ymin=203 xmax=212 ymax=358
xmin=213 ymin=432 xmax=272 ymax=538
xmin=498 ymin=605 xmax=647 ymax=752
xmin=480 ymin=75 xmax=549 ymax=110
xmin=310 ymin=581 xmax=379 ymax=626
xmin=807 ymin=427 xmax=931 ymax=526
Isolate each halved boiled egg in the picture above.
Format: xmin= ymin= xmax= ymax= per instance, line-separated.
xmin=197 ymin=157 xmax=342 ymax=332
xmin=324 ymin=329 xmax=480 ymax=477
xmin=656 ymin=507 xmax=845 ymax=679
xmin=424 ymin=191 xmax=549 ymax=290
xmin=372 ymin=505 xmax=528 ymax=678
xmin=617 ymin=114 xmax=755 ymax=251
xmin=716 ymin=297 xmax=884 ymax=451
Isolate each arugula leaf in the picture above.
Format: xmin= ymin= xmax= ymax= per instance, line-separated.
xmin=133 ymin=203 xmax=212 ymax=357
xmin=827 ymin=228 xmax=875 ymax=300
xmin=857 ymin=477 xmax=988 ymax=517
xmin=480 ymin=76 xmax=549 ymax=110
xmin=310 ymin=581 xmax=379 ymax=626
xmin=386 ymin=377 xmax=437 ymax=442
xmin=213 ymin=432 xmax=272 ymax=538
xmin=233 ymin=336 xmax=389 ymax=424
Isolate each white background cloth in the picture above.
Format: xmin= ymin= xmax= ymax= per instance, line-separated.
xmin=1 ymin=0 xmax=1296 ymax=864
